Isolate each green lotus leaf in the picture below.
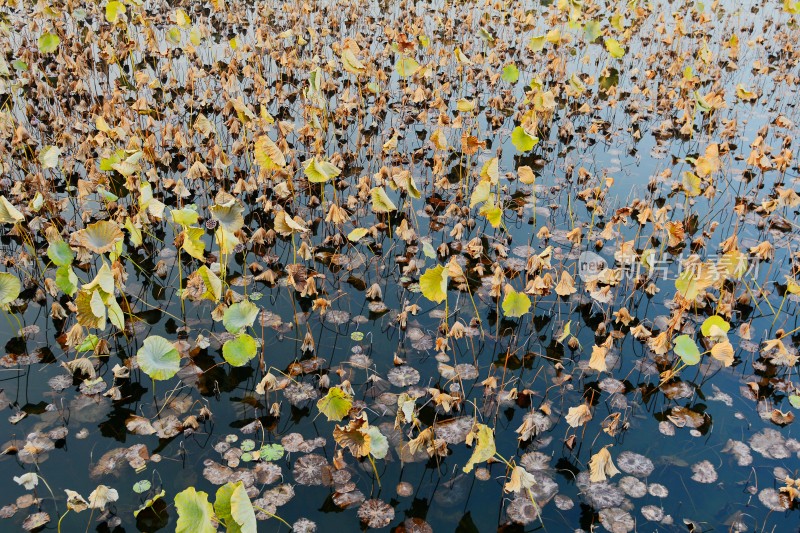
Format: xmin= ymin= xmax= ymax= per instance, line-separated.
xmin=174 ymin=487 xmax=215 ymax=533
xmin=137 ymin=336 xmax=181 ymax=381
xmin=222 ymin=334 xmax=257 ymax=367
xmin=223 ymin=300 xmax=259 ymax=333
xmin=0 ymin=272 xmax=21 ymax=307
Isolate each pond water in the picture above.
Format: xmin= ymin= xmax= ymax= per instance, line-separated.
xmin=0 ymin=0 xmax=800 ymax=531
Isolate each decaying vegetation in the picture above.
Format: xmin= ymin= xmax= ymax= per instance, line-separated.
xmin=0 ymin=0 xmax=799 ymax=530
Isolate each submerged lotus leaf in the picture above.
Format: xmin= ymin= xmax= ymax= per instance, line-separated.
xmin=175 ymin=487 xmax=216 ymax=533
xmin=137 ymin=336 xmax=181 ymax=381
xmin=75 ymin=221 xmax=124 ymax=255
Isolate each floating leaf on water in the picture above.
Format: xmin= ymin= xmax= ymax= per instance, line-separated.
xmin=618 ymin=476 xmax=647 ymax=498
xmin=506 ymin=494 xmax=540 ymax=525
xmin=760 ymin=487 xmax=790 ymax=512
xmin=137 ymin=336 xmax=181 ymax=381
xmin=259 ymin=444 xmax=285 ymax=461
xmin=640 ymin=505 xmax=664 ymax=522
xmin=615 ymin=451 xmax=654 ymax=478
xmin=283 ymin=382 xmax=319 ymax=405
xmin=293 ymin=454 xmax=330 ymax=486
xmin=648 ymin=483 xmax=669 ymax=498
xmin=253 ymin=462 xmax=282 ymax=485
xmin=133 ymin=480 xmax=152 ymax=494
xmin=223 ymin=300 xmax=260 ymax=334
xmin=357 ymin=499 xmax=394 ymax=528
xmin=691 ymin=460 xmax=718 ymax=484
xmin=261 ymin=484 xmax=295 ymax=507
xmin=22 ymin=512 xmax=50 ymax=531
xmin=387 ymin=366 xmax=420 ymax=387
xmin=599 ymin=507 xmax=634 ymax=533
xmin=324 ymin=309 xmax=350 ymax=325
xmin=222 ymin=334 xmax=257 ymax=367
xmin=749 ymin=428 xmax=792 ymax=459
xmin=722 ymin=439 xmax=752 ymax=466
